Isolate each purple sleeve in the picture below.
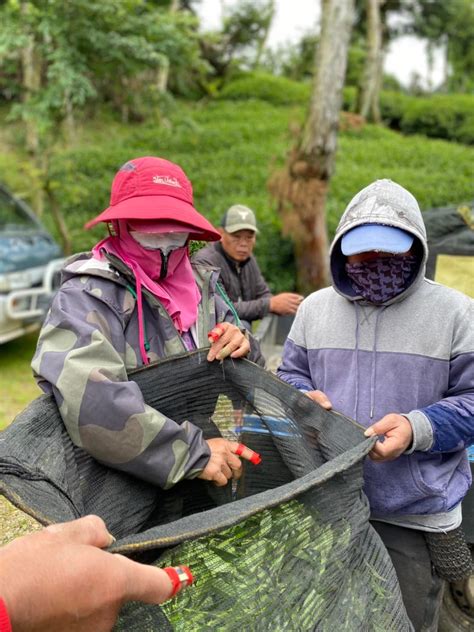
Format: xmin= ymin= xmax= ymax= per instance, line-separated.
xmin=277 ymin=338 xmax=314 ymax=391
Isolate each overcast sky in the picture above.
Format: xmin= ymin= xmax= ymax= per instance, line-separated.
xmin=196 ymin=0 xmax=444 ymax=89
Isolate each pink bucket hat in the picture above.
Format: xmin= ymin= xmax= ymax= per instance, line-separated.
xmin=85 ymin=156 xmax=220 ymax=241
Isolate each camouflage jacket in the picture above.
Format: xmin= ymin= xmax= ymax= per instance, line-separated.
xmin=32 ymin=252 xmax=263 ymax=489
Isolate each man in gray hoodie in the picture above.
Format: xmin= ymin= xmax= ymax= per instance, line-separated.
xmin=278 ymin=179 xmax=474 ymax=631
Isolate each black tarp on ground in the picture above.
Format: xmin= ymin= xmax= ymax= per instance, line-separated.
xmin=0 ymin=351 xmax=412 ymax=631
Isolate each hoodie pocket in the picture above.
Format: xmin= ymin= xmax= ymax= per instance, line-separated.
xmin=410 ymin=451 xmax=470 ymax=508
xmin=409 ymin=453 xmax=444 ymax=496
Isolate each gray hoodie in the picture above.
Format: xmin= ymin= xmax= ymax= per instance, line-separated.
xmin=278 ymin=179 xmax=474 ymax=521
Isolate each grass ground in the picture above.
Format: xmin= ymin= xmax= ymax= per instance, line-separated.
xmin=0 ymin=332 xmax=41 ymax=429
xmin=0 ymin=332 xmax=43 ymax=543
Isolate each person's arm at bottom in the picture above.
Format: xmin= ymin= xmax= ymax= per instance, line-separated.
xmin=0 ymin=515 xmax=192 ymax=632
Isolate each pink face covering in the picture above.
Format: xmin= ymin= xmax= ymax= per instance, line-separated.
xmin=92 ymin=220 xmax=201 ymax=364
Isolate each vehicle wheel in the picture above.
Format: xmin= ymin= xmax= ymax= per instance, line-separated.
xmin=438 ymin=572 xmax=474 ymax=631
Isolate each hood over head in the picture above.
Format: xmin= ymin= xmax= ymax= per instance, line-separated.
xmin=330 ymin=179 xmax=428 ymax=303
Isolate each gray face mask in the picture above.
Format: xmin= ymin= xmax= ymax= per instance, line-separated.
xmin=130 ymin=231 xmax=189 ymax=253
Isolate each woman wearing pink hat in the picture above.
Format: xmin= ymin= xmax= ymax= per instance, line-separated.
xmin=32 ymin=156 xmax=264 ymax=490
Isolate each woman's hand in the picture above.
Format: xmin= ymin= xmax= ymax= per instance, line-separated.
xmin=206 ymin=322 xmax=250 ymax=361
xmin=198 ymin=439 xmax=260 ymax=486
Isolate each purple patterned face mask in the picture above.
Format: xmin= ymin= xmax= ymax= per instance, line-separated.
xmin=345 ymin=255 xmax=418 ymax=304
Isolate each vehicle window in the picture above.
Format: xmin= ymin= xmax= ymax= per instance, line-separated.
xmin=0 ymin=189 xmax=38 ymax=230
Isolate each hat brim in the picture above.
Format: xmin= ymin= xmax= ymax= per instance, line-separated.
xmin=225 ymin=223 xmax=259 ymax=234
xmin=341 ymin=224 xmax=414 ymax=256
xmin=85 ymin=195 xmax=220 ymax=241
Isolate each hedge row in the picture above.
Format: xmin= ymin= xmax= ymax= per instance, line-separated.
xmin=1 ymin=99 xmax=473 ymax=293
xmin=218 ymin=72 xmax=474 ymax=145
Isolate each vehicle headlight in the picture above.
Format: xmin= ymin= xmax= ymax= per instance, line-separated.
xmin=0 ymin=270 xmax=33 ymax=292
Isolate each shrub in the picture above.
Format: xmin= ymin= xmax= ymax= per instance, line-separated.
xmin=218 ymin=72 xmax=311 ymax=106
xmin=400 ymin=94 xmax=474 ymax=145
xmin=379 ymin=91 xmax=412 ymax=129
xmin=1 ymin=99 xmax=473 ymax=294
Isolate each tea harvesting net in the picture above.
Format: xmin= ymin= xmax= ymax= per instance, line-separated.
xmin=0 ymin=350 xmax=412 ymax=631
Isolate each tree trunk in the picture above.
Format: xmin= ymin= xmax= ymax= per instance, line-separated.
xmin=21 ymin=40 xmax=45 ymax=214
xmin=269 ymin=0 xmax=354 ymax=294
xmin=359 ymin=0 xmax=384 ymax=123
xmin=253 ymin=0 xmax=275 ymax=70
xmin=21 ymin=38 xmax=41 ymax=155
xmin=156 ymin=57 xmax=170 ymax=93
xmin=20 ymin=2 xmax=45 ymax=216
xmin=157 ymin=0 xmax=180 ymax=93
xmin=63 ymin=90 xmax=77 ymax=145
xmin=45 ymin=182 xmax=73 ymax=256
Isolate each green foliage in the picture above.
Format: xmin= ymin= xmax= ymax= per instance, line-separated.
xmin=346 ymin=45 xmax=366 ymax=88
xmin=379 ymin=91 xmax=413 ymax=129
xmin=157 ymin=502 xmax=353 ymax=630
xmin=198 ymin=0 xmax=275 ymax=84
xmin=344 ymin=87 xmax=474 ymax=144
xmin=218 ymin=71 xmax=311 ymax=106
xmin=0 ymin=0 xmax=204 ymax=141
xmin=408 ymin=0 xmax=474 ymax=93
xmin=261 ymin=34 xmax=318 ymax=81
xmin=400 ymin=94 xmax=474 ymax=145
xmin=0 ymin=99 xmax=472 ymax=295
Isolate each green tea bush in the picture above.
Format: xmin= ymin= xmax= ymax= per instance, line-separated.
xmin=218 ymin=71 xmax=311 ymax=106
xmin=340 ymin=87 xmax=474 ymax=144
xmin=342 ymin=87 xmax=357 ymax=111
xmin=379 ymin=91 xmax=413 ymax=129
xmin=1 ymin=99 xmax=473 ymax=294
xmin=400 ymin=94 xmax=474 ymax=145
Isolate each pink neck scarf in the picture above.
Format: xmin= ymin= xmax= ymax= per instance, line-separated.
xmin=92 ymin=221 xmax=201 ymax=364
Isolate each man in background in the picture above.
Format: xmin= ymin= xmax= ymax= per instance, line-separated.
xmin=192 ymin=204 xmax=304 ymax=329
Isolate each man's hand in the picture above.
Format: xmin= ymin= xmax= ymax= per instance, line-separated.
xmin=364 ymin=414 xmax=413 ymax=462
xmin=207 ymin=322 xmax=250 ymax=361
xmin=269 ymin=293 xmax=304 ymax=316
xmin=304 ymin=390 xmax=332 ymax=410
xmin=0 ymin=515 xmax=190 ymax=632
xmin=198 ymin=438 xmax=260 ymax=487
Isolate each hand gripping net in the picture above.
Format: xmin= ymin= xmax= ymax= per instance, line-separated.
xmin=0 ymin=350 xmax=412 ymax=631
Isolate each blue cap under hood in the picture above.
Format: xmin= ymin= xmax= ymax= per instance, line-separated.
xmin=329 ymin=179 xmax=428 ymax=303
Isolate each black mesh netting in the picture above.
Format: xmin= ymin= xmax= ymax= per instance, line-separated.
xmin=0 ymin=350 xmax=412 ymax=631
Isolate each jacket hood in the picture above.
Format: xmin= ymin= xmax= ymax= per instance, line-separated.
xmin=330 ymin=179 xmax=428 ymax=303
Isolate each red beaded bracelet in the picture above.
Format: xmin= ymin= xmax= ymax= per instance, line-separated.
xmin=0 ymin=598 xmax=12 ymax=632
